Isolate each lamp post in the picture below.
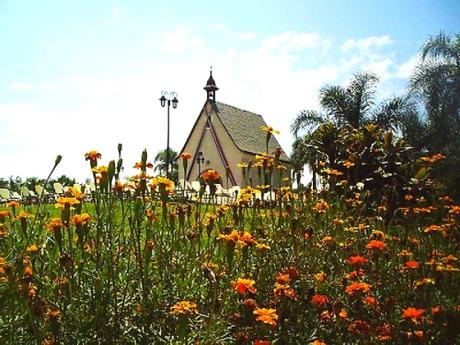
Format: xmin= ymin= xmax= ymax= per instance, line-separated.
xmin=159 ymin=91 xmax=178 ymax=179
xmin=196 ymin=151 xmax=205 ymax=177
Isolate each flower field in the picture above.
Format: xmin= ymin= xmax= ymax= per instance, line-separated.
xmin=0 ymin=138 xmax=459 ymax=344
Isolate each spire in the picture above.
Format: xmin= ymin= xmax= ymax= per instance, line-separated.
xmin=204 ymin=67 xmax=219 ymax=102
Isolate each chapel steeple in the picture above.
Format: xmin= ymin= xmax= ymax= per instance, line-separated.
xmin=204 ymin=67 xmax=219 ymax=102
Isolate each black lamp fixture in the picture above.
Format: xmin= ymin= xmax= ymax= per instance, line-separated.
xmin=159 ymin=91 xmax=179 ymax=178
xmin=197 ymin=151 xmax=205 ymax=176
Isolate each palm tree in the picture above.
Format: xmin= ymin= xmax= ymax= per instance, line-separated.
xmin=291 ymin=72 xmax=414 ymax=186
xmin=409 ymin=32 xmax=460 ymax=153
xmin=154 ymin=148 xmax=178 ymax=181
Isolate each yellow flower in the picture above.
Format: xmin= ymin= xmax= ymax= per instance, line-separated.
xmin=261 ymin=125 xmax=280 ymax=135
xmin=46 ymin=218 xmax=64 ymax=233
xmin=313 ymin=199 xmax=329 ymax=213
xmin=170 ymin=300 xmax=198 ymax=316
xmin=70 ymin=213 xmax=91 ymax=226
xmin=55 ymin=197 xmax=80 ymax=209
xmin=253 ymin=308 xmax=278 ymax=326
xmin=150 ymin=176 xmax=175 ymax=193
xmin=26 ymin=244 xmax=38 ymax=254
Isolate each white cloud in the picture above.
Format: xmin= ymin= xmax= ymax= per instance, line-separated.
xmin=394 ymin=54 xmax=419 ymax=79
xmin=0 ymin=28 xmax=410 ymax=183
xmin=342 ymin=35 xmax=393 ymax=52
xmin=10 ymin=82 xmax=34 ymax=90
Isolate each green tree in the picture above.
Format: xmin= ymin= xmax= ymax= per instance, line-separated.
xmin=154 ymin=148 xmax=178 ymax=182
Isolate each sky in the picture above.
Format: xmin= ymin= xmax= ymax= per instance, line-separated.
xmin=0 ymin=0 xmax=459 ymax=182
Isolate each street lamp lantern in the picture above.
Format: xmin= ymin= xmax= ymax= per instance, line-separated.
xmin=172 ymin=96 xmax=178 ymax=109
xmin=158 ymin=91 xmax=179 ymax=178
xmin=197 ymin=151 xmax=205 ymax=177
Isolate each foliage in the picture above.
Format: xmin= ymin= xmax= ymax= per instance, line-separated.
xmin=154 ymin=148 xmax=179 ymax=182
xmin=0 ymin=144 xmax=459 ymax=344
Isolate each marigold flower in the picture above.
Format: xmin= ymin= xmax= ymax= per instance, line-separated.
xmin=274 ymin=283 xmax=297 ymax=299
xmin=70 ymin=213 xmax=91 ymax=226
xmin=314 ymin=271 xmax=327 ymax=282
xmin=6 ymin=201 xmax=20 ymax=208
xmin=180 ymin=152 xmax=192 ymax=160
xmin=365 ymin=240 xmax=386 ymax=250
xmin=431 ymin=306 xmax=442 ymax=314
xmin=217 ymin=229 xmax=240 ymax=243
xmin=420 ymin=153 xmax=445 ymax=163
xmin=47 ymin=309 xmax=61 ymax=320
xmin=347 ymin=255 xmax=368 ymax=266
xmin=343 ymin=160 xmax=354 ymax=168
xmin=402 ymin=307 xmax=425 ymax=323
xmin=338 ymin=308 xmax=348 ymax=319
xmin=424 ymin=224 xmax=443 ymax=233
xmin=312 ymin=340 xmax=327 ymax=345
xmin=202 ymin=169 xmax=221 ymax=182
xmin=0 ymin=211 xmax=9 ymax=222
xmin=170 ymin=300 xmax=198 ymax=316
xmin=150 ymin=176 xmax=175 ymax=193
xmin=313 ymin=199 xmax=329 ymax=213
xmin=405 ymin=261 xmax=419 ymax=269
xmin=345 ymin=282 xmax=371 ymax=295
xmin=55 ymin=197 xmax=80 ymax=209
xmin=233 ymin=278 xmax=257 ymax=295
xmin=261 ymin=125 xmax=280 ymax=135
xmin=145 ymin=210 xmax=157 ymax=222
xmin=254 ymin=340 xmax=271 ymax=345
xmin=256 ymin=243 xmax=270 ymax=251
xmin=322 ymin=168 xmax=344 ymax=176
xmin=46 ymin=218 xmax=64 ymax=233
xmin=85 ymin=150 xmax=101 ymax=161
xmin=449 ymin=205 xmax=460 ymax=215
xmin=311 ymin=294 xmax=329 ymax=307
xmin=24 ymin=266 xmax=33 ymax=276
xmin=133 ymin=161 xmax=154 ymax=169
xmin=26 ymin=244 xmax=38 ymax=254
xmin=348 ymin=320 xmax=371 ymax=335
xmin=253 ymin=308 xmax=278 ymax=326
xmin=238 ymin=232 xmax=257 ymax=247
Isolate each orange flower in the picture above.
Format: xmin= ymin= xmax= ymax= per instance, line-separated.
xmin=24 ymin=266 xmax=33 ymax=276
xmin=402 ymin=307 xmax=425 ymax=323
xmin=46 ymin=218 xmax=64 ymax=233
xmin=47 ymin=309 xmax=61 ymax=320
xmin=85 ymin=150 xmax=101 ymax=161
xmin=431 ymin=306 xmax=442 ymax=314
xmin=312 ymin=340 xmax=327 ymax=345
xmin=133 ymin=162 xmax=154 ymax=169
xmin=254 ymin=341 xmax=271 ymax=345
xmin=26 ymin=244 xmax=38 ymax=254
xmin=424 ymin=224 xmax=443 ymax=233
xmin=313 ymin=199 xmax=329 ymax=213
xmin=347 ymin=255 xmax=368 ymax=266
xmin=145 ymin=210 xmax=157 ymax=222
xmin=0 ymin=210 xmax=9 ymax=222
xmin=365 ymin=240 xmax=386 ymax=250
xmin=180 ymin=152 xmax=192 ymax=160
xmin=348 ymin=320 xmax=371 ymax=335
xmin=345 ymin=282 xmax=371 ymax=295
xmin=233 ymin=278 xmax=257 ymax=295
xmin=311 ymin=294 xmax=329 ymax=307
xmin=405 ymin=261 xmax=419 ymax=269
xmin=202 ymin=169 xmax=221 ymax=182
xmin=170 ymin=300 xmax=198 ymax=316
xmin=6 ymin=201 xmax=20 ymax=209
xmin=70 ymin=213 xmax=91 ymax=226
xmin=253 ymin=308 xmax=278 ymax=326
xmin=55 ymin=197 xmax=80 ymax=209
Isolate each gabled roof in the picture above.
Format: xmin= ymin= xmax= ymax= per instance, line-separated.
xmin=213 ymin=102 xmax=290 ymax=162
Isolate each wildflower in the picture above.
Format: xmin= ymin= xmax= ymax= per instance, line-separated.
xmin=322 ymin=168 xmax=344 ymax=176
xmin=261 ymin=125 xmax=280 ymax=135
xmin=202 ymin=169 xmax=221 ymax=183
xmin=312 ymin=340 xmax=327 ymax=345
xmin=133 ymin=161 xmax=154 ymax=169
xmin=420 ymin=153 xmax=445 ymax=163
xmin=150 ymin=176 xmax=175 ymax=194
xmin=70 ymin=213 xmax=91 ymax=226
xmin=26 ymin=244 xmax=38 ymax=254
xmin=405 ymin=261 xmax=419 ymax=269
xmin=311 ymin=294 xmax=329 ymax=307
xmin=253 ymin=308 xmax=278 ymax=326
xmin=47 ymin=309 xmax=61 ymax=321
xmin=345 ymin=282 xmax=371 ymax=295
xmin=46 ymin=218 xmax=64 ymax=233
xmin=217 ymin=229 xmax=240 ymax=243
xmin=347 ymin=255 xmax=368 ymax=266
xmin=402 ymin=307 xmax=425 ymax=323
xmin=69 ymin=186 xmax=85 ymax=201
xmin=365 ymin=240 xmax=386 ymax=250
xmin=24 ymin=266 xmax=33 ymax=276
xmin=84 ymin=150 xmax=101 ymax=161
xmin=0 ymin=210 xmax=9 ymax=222
xmin=170 ymin=300 xmax=198 ymax=316
xmin=145 ymin=210 xmax=157 ymax=222
xmin=343 ymin=160 xmax=354 ymax=168
xmin=6 ymin=201 xmax=20 ymax=209
xmin=233 ymin=278 xmax=257 ymax=295
xmin=238 ymin=232 xmax=257 ymax=247
xmin=55 ymin=197 xmax=80 ymax=209
xmin=314 ymin=272 xmax=327 ymax=282
xmin=179 ymin=152 xmax=192 ymax=160
xmin=338 ymin=308 xmax=348 ymax=319
xmin=424 ymin=224 xmax=443 ymax=233
xmin=313 ymin=199 xmax=329 ymax=213
xmin=348 ymin=320 xmax=371 ymax=335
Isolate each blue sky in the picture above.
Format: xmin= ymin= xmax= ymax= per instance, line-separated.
xmin=0 ymin=0 xmax=458 ymax=181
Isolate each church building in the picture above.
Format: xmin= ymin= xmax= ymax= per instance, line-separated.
xmin=177 ymin=71 xmax=290 ymax=189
